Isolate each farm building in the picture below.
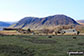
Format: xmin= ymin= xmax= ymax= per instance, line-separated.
xmin=61 ymin=29 xmax=78 ymax=35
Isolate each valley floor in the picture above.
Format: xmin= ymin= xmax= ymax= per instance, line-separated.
xmin=0 ymin=35 xmax=84 ymax=56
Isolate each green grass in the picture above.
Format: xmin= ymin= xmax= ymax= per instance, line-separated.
xmin=0 ymin=35 xmax=84 ymax=56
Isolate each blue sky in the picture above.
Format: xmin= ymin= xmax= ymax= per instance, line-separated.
xmin=0 ymin=0 xmax=84 ymax=22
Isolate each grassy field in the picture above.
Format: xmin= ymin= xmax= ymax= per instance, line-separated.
xmin=0 ymin=35 xmax=84 ymax=56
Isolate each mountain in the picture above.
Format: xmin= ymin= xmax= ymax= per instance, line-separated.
xmin=12 ymin=14 xmax=79 ymax=30
xmin=0 ymin=21 xmax=14 ymax=27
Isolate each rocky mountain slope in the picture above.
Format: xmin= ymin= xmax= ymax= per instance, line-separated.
xmin=12 ymin=14 xmax=79 ymax=30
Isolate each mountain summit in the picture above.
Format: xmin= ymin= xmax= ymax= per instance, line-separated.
xmin=12 ymin=15 xmax=79 ymax=30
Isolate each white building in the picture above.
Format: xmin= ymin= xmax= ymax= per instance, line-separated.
xmin=61 ymin=29 xmax=77 ymax=35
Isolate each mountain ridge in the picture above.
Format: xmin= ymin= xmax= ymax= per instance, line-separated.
xmin=11 ymin=14 xmax=79 ymax=30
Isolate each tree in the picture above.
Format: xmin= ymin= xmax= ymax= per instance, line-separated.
xmin=27 ymin=28 xmax=31 ymax=32
xmin=77 ymin=31 xmax=80 ymax=35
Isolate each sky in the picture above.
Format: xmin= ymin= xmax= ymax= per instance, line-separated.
xmin=0 ymin=0 xmax=84 ymax=22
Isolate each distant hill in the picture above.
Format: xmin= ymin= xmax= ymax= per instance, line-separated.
xmin=0 ymin=21 xmax=15 ymax=27
xmin=77 ymin=20 xmax=84 ymax=23
xmin=77 ymin=20 xmax=84 ymax=25
xmin=12 ymin=14 xmax=79 ymax=30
